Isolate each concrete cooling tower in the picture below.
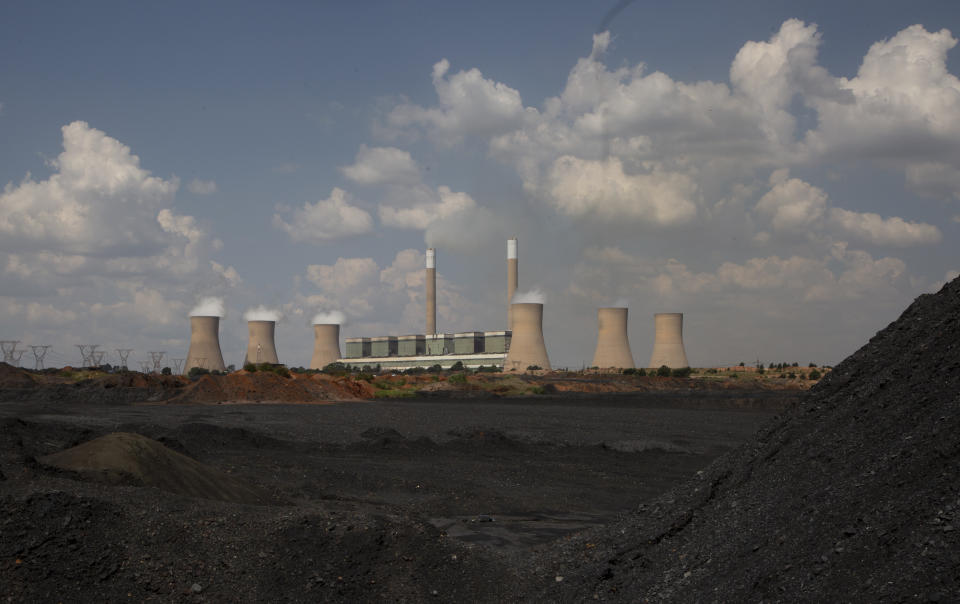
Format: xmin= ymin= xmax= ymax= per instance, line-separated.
xmin=592 ymin=307 xmax=635 ymax=369
xmin=507 ymin=237 xmax=517 ymax=330
xmin=504 ymin=302 xmax=551 ymax=371
xmin=648 ymin=312 xmax=689 ymax=369
xmin=309 ymin=324 xmax=341 ymax=370
xmin=245 ymin=320 xmax=280 ymax=365
xmin=426 ymin=248 xmax=436 ymax=335
xmin=184 ymin=316 xmax=227 ymax=372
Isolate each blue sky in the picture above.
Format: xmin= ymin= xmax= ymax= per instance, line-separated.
xmin=2 ymin=1 xmax=959 ymax=369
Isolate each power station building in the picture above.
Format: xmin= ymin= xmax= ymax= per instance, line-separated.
xmin=336 ymin=240 xmax=519 ymax=370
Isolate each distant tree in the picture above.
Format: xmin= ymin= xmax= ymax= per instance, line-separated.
xmin=738 ymin=361 xmax=745 ymax=367
xmin=671 ymin=367 xmax=692 ymax=378
xmin=809 ymin=362 xmax=817 ymax=368
xmin=637 ymin=368 xmax=647 ymax=376
xmin=227 ymin=364 xmax=236 ymax=372
xmin=788 ymin=372 xmax=796 ymax=379
xmin=809 ymin=369 xmax=822 ymax=380
xmin=450 ymin=361 xmax=464 ymax=371
xmin=792 ymin=362 xmax=799 ymax=367
xmin=448 ymin=373 xmax=468 ymax=384
xmin=161 ymin=367 xmax=172 ymax=375
xmin=188 ymin=367 xmax=210 ymax=378
xmin=622 ymin=368 xmax=637 ymax=376
xmin=526 ymin=365 xmax=542 ymax=371
xmin=657 ymin=365 xmax=671 ymax=377
xmin=428 ymin=364 xmax=443 ymax=373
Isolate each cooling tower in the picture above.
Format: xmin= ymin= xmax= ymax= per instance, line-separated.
xmin=309 ymin=324 xmax=341 ymax=370
xmin=245 ymin=320 xmax=280 ymax=365
xmin=507 ymin=237 xmax=518 ymax=330
xmin=592 ymin=307 xmax=635 ymax=369
xmin=184 ymin=316 xmax=227 ymax=372
xmin=426 ymin=248 xmax=436 ymax=335
xmin=648 ymin=312 xmax=689 ymax=369
xmin=504 ymin=302 xmax=551 ymax=371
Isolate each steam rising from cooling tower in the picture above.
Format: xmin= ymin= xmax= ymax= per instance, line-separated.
xmin=504 ymin=302 xmax=551 ymax=371
xmin=426 ymin=248 xmax=436 ymax=335
xmin=512 ymin=288 xmax=546 ymax=304
xmin=311 ymin=310 xmax=345 ymax=326
xmin=190 ymin=296 xmax=225 ymax=318
xmin=184 ymin=316 xmax=227 ymax=372
xmin=245 ymin=320 xmax=280 ymax=365
xmin=507 ymin=238 xmax=518 ymax=330
xmin=244 ymin=305 xmax=283 ymax=322
xmin=648 ymin=312 xmax=689 ymax=369
xmin=592 ymin=307 xmax=635 ymax=369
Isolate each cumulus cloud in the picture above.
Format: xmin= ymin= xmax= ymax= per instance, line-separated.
xmin=341 ymin=145 xmax=420 ymax=185
xmin=190 ymin=296 xmax=226 ymax=317
xmin=544 ymin=156 xmax=698 ymax=225
xmin=906 ymin=162 xmax=960 ymax=201
xmin=186 ymin=178 xmax=217 ymax=195
xmin=379 ymin=185 xmax=476 ymax=229
xmin=828 ymin=208 xmax=941 ymax=247
xmin=273 ymin=188 xmax=373 ymax=242
xmin=387 ymin=59 xmax=526 ymax=145
xmin=754 ymin=175 xmax=827 ymax=234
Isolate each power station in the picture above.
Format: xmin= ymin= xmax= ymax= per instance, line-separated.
xmin=173 ymin=237 xmax=693 ymax=372
xmin=245 ymin=320 xmax=280 ymax=365
xmin=648 ymin=312 xmax=689 ymax=369
xmin=184 ymin=315 xmax=227 ymax=372
xmin=592 ymin=307 xmax=634 ymax=369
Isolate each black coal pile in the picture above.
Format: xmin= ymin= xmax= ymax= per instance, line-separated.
xmin=537 ymin=279 xmax=960 ymax=601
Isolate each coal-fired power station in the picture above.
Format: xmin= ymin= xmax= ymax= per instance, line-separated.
xmin=504 ymin=302 xmax=550 ymax=371
xmin=648 ymin=312 xmax=689 ymax=369
xmin=507 ymin=237 xmax=518 ymax=330
xmin=309 ymin=324 xmax=341 ymax=370
xmin=245 ymin=320 xmax=280 ymax=365
xmin=426 ymin=248 xmax=436 ymax=335
xmin=185 ymin=316 xmax=227 ymax=372
xmin=592 ymin=307 xmax=635 ymax=369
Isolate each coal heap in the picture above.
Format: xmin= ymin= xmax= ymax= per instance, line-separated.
xmin=541 ymin=278 xmax=960 ymax=602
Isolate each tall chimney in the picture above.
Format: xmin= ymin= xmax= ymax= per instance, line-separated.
xmin=592 ymin=307 xmax=635 ymax=369
xmin=309 ymin=324 xmax=341 ymax=370
xmin=184 ymin=316 xmax=227 ymax=372
xmin=648 ymin=312 xmax=689 ymax=369
xmin=245 ymin=320 xmax=280 ymax=365
xmin=507 ymin=237 xmax=518 ymax=330
xmin=504 ymin=302 xmax=551 ymax=371
xmin=426 ymin=248 xmax=436 ymax=335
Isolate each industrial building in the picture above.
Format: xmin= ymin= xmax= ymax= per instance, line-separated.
xmin=335 ymin=240 xmax=519 ymax=370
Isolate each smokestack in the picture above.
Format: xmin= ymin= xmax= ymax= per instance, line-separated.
xmin=184 ymin=316 xmax=227 ymax=372
xmin=310 ymin=324 xmax=341 ymax=370
xmin=245 ymin=320 xmax=280 ymax=365
xmin=426 ymin=248 xmax=436 ymax=335
xmin=504 ymin=302 xmax=551 ymax=371
xmin=648 ymin=312 xmax=689 ymax=369
xmin=507 ymin=237 xmax=518 ymax=330
xmin=592 ymin=307 xmax=635 ymax=369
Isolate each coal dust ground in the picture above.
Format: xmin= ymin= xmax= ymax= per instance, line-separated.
xmin=0 ymin=392 xmax=788 ymax=602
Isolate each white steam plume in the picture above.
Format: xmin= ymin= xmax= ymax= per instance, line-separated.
xmin=312 ymin=310 xmax=346 ymax=325
xmin=512 ymin=288 xmax=546 ymax=304
xmin=610 ymin=298 xmax=630 ymax=308
xmin=190 ymin=296 xmax=226 ymax=317
xmin=244 ymin=305 xmax=283 ymax=322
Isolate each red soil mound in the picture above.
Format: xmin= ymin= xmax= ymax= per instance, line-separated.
xmin=0 ymin=363 xmax=36 ymax=388
xmin=166 ymin=372 xmax=374 ymax=404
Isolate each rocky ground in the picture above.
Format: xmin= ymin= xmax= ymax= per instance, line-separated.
xmin=1 ymin=277 xmax=956 ymax=602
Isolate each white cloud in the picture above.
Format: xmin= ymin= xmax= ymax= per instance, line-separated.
xmin=828 ymin=208 xmax=941 ymax=247
xmin=341 ymin=145 xmax=420 ymax=185
xmin=186 ymin=178 xmax=217 ymax=194
xmin=754 ymin=176 xmax=827 ymax=233
xmin=544 ymin=156 xmax=697 ymax=225
xmin=906 ymin=162 xmax=960 ymax=201
xmin=378 ymin=185 xmax=476 ymax=229
xmin=306 ymin=257 xmax=379 ymax=293
xmin=273 ymin=187 xmax=373 ymax=242
xmin=387 ymin=59 xmax=526 ymax=145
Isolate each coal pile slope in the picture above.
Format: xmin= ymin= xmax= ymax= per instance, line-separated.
xmin=38 ymin=432 xmax=277 ymax=505
xmin=539 ymin=278 xmax=960 ymax=602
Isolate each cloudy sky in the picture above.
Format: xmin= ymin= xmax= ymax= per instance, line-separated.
xmin=2 ymin=1 xmax=959 ymax=369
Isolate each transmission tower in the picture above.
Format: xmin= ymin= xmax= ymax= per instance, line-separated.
xmin=75 ymin=344 xmax=88 ymax=367
xmin=92 ymin=350 xmax=106 ymax=367
xmin=172 ymin=358 xmax=184 ymax=375
xmin=1 ymin=340 xmax=21 ymax=364
xmin=139 ymin=361 xmax=152 ymax=373
xmin=148 ymin=351 xmax=166 ymax=373
xmin=30 ymin=345 xmax=51 ymax=370
xmin=116 ymin=349 xmax=132 ymax=370
xmin=10 ymin=349 xmax=25 ymax=368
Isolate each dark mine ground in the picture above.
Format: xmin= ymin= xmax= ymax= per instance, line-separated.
xmin=0 ymin=393 xmax=787 ymax=602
